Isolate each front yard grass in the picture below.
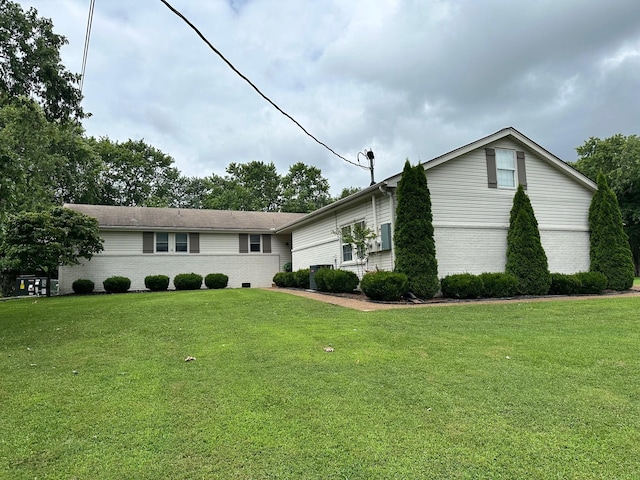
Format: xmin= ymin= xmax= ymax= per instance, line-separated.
xmin=1 ymin=289 xmax=639 ymax=479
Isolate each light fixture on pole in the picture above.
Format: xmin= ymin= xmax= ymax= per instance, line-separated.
xmin=357 ymin=149 xmax=376 ymax=185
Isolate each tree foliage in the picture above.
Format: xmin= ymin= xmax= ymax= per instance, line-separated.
xmin=0 ymin=207 xmax=103 ymax=296
xmin=393 ymin=160 xmax=439 ymax=299
xmin=505 ymin=185 xmax=551 ymax=295
xmin=280 ymin=162 xmax=331 ymax=213
xmin=0 ymin=1 xmax=83 ymax=121
xmin=588 ymin=173 xmax=635 ymax=290
xmin=573 ymin=134 xmax=640 ymax=274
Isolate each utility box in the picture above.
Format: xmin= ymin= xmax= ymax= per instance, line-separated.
xmin=16 ymin=276 xmax=48 ymax=296
xmin=309 ymin=264 xmax=333 ymax=290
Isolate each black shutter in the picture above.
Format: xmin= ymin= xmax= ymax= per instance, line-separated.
xmin=486 ymin=148 xmax=497 ymax=188
xmin=189 ymin=233 xmax=200 ymax=253
xmin=143 ymin=232 xmax=154 ymax=253
xmin=262 ymin=234 xmax=272 ymax=254
xmin=516 ymin=151 xmax=527 ymax=189
xmin=239 ymin=234 xmax=248 ymax=253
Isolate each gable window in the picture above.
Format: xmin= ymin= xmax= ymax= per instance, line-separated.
xmin=496 ymin=149 xmax=516 ymax=188
xmin=486 ymin=148 xmax=527 ymax=189
xmin=156 ymin=232 xmax=169 ymax=252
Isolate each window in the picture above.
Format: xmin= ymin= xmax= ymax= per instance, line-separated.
xmin=156 ymin=232 xmax=169 ymax=252
xmin=341 ymin=221 xmax=365 ymax=263
xmin=496 ymin=148 xmax=516 ymax=188
xmin=143 ymin=232 xmax=199 ymax=254
xmin=175 ymin=233 xmax=188 ymax=252
xmin=239 ymin=234 xmax=271 ymax=254
xmin=486 ymin=148 xmax=527 ymax=189
xmin=341 ymin=226 xmax=353 ymax=262
xmin=250 ymin=234 xmax=261 ymax=252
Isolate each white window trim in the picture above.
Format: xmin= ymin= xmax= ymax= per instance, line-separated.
xmin=340 ymin=220 xmax=366 ymax=265
xmin=155 ymin=232 xmax=190 ymax=253
xmin=495 ymin=148 xmax=516 ymax=189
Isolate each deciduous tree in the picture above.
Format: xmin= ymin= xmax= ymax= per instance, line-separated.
xmin=280 ymin=162 xmax=331 ymax=213
xmin=0 ymin=207 xmax=103 ymax=296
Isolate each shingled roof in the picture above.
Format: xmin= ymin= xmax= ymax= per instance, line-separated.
xmin=64 ymin=204 xmax=306 ymax=232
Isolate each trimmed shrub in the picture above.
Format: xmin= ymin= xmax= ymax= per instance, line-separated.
xmin=144 ymin=275 xmax=170 ymax=292
xmin=506 ymin=186 xmax=551 ymax=295
xmin=441 ymin=273 xmax=483 ymax=299
xmin=293 ymin=269 xmax=310 ymax=289
xmin=173 ymin=273 xmax=203 ymax=291
xmin=273 ymin=272 xmax=287 ymax=287
xmin=283 ymin=272 xmax=297 ymax=288
xmin=360 ymin=271 xmax=409 ymax=301
xmin=103 ymin=276 xmax=131 ymax=294
xmin=205 ymin=273 xmax=229 ymax=289
xmin=315 ymin=268 xmax=359 ymax=293
xmin=478 ymin=272 xmax=518 ymax=298
xmin=549 ymin=273 xmax=581 ymax=295
xmin=72 ymin=278 xmax=94 ymax=294
xmin=574 ymin=271 xmax=607 ymax=294
xmin=283 ymin=262 xmax=292 ymax=273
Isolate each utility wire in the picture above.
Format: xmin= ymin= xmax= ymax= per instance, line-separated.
xmin=80 ymin=0 xmax=96 ymax=95
xmin=159 ymin=0 xmax=369 ymax=171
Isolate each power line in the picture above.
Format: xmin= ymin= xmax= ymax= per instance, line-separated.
xmin=158 ymin=0 xmax=369 ymax=171
xmin=80 ymin=0 xmax=96 ymax=95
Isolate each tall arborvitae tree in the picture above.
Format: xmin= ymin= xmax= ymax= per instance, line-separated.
xmin=589 ymin=172 xmax=635 ymax=290
xmin=394 ymin=160 xmax=439 ymax=298
xmin=505 ymin=185 xmax=551 ymax=295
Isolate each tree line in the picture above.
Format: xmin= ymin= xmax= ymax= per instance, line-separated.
xmin=0 ymin=0 xmax=360 ymax=225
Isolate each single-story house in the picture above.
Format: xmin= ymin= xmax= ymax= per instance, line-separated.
xmin=58 ymin=206 xmax=305 ymax=294
xmin=60 ymin=127 xmax=597 ymax=294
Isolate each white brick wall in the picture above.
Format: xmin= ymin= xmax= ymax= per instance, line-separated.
xmin=59 ymin=253 xmax=284 ymax=294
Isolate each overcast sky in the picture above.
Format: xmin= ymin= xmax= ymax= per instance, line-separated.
xmin=18 ymin=0 xmax=640 ymax=195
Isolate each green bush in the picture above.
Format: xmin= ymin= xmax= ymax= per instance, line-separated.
xmin=360 ymin=271 xmax=409 ymax=301
xmin=549 ymin=273 xmax=581 ymax=295
xmin=173 ymin=273 xmax=203 ymax=291
xmin=283 ymin=262 xmax=292 ymax=273
xmin=103 ymin=276 xmax=131 ymax=294
xmin=205 ymin=273 xmax=229 ymax=289
xmin=478 ymin=272 xmax=518 ymax=298
xmin=72 ymin=278 xmax=94 ymax=294
xmin=273 ymin=272 xmax=287 ymax=287
xmin=144 ymin=275 xmax=170 ymax=292
xmin=293 ymin=269 xmax=310 ymax=289
xmin=315 ymin=268 xmax=359 ymax=293
xmin=441 ymin=273 xmax=483 ymax=299
xmin=574 ymin=271 xmax=608 ymax=294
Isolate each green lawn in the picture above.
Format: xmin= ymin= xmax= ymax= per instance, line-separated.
xmin=1 ymin=290 xmax=639 ymax=479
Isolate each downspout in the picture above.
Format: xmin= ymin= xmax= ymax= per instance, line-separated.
xmin=379 ymin=184 xmax=396 ymax=267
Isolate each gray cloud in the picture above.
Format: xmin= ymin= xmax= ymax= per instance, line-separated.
xmin=19 ymin=0 xmax=640 ymax=195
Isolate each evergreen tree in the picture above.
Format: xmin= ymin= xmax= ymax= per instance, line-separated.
xmin=394 ymin=160 xmax=439 ymax=298
xmin=588 ymin=172 xmax=634 ymax=290
xmin=505 ymin=185 xmax=551 ymax=295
